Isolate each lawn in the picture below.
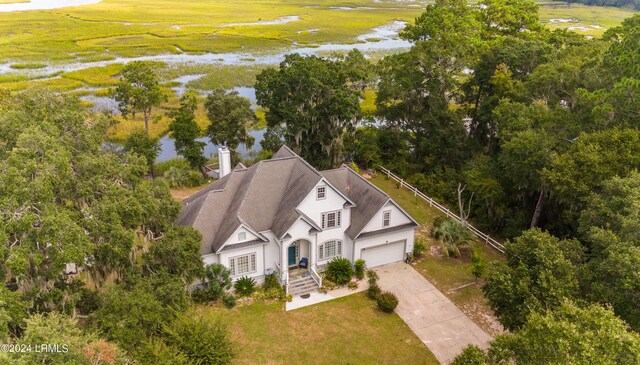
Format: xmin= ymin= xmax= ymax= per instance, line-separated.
xmin=195 ymin=293 xmax=438 ymax=365
xmin=369 ymin=174 xmax=506 ymax=336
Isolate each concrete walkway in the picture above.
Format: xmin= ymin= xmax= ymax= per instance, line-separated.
xmin=374 ymin=262 xmax=492 ymax=364
xmin=285 ymin=278 xmax=368 ymax=311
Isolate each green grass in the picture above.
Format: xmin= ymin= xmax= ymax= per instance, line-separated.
xmin=537 ymin=1 xmax=636 ymax=36
xmin=369 ymin=174 xmax=506 ymax=335
xmin=9 ymin=63 xmax=46 ymax=69
xmin=0 ymin=0 xmax=423 ymax=64
xmin=195 ymin=293 xmax=438 ymax=365
xmin=1 ymin=0 xmax=629 ymax=66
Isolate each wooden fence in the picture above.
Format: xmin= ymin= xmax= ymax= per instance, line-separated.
xmin=378 ymin=165 xmax=506 ymax=254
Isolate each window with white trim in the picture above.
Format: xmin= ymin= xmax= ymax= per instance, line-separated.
xmin=316 ymin=186 xmax=326 ymax=200
xmin=237 ymin=232 xmax=246 ymax=241
xmin=229 ymin=253 xmax=256 ymax=276
xmin=383 ymin=210 xmax=391 ymax=227
xmin=321 ymin=210 xmax=341 ymax=229
xmin=319 ymin=240 xmax=342 ymax=260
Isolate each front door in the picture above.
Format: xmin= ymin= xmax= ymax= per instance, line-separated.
xmin=288 ymin=245 xmax=297 ymax=267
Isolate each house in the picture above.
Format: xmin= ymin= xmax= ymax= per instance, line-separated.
xmin=177 ymin=145 xmax=419 ymax=295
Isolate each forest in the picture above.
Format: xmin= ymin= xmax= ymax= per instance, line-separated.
xmin=0 ymin=0 xmax=639 ymax=364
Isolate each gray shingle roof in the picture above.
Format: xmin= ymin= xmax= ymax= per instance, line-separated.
xmin=218 ymin=239 xmax=265 ymax=252
xmin=322 ymin=166 xmax=419 ymax=239
xmin=176 ymin=146 xmax=321 ymax=254
xmin=356 ymin=223 xmax=418 ymax=239
xmin=177 ymin=146 xmax=418 ymax=255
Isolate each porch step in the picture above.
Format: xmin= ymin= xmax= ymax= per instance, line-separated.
xmin=288 ymin=276 xmax=319 ymax=296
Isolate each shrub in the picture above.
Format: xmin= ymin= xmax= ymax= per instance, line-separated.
xmin=164 ymin=166 xmax=205 ymax=188
xmin=202 ymin=264 xmax=232 ymax=301
xmin=262 ymin=272 xmax=279 ymax=290
xmin=222 ymin=294 xmax=237 ymax=309
xmin=366 ymin=269 xmax=379 ymax=286
xmin=367 ymin=283 xmax=381 ymax=300
xmin=155 ymin=158 xmax=190 ymax=176
xmin=354 ymin=259 xmax=366 ymax=280
xmin=325 ymin=257 xmax=354 ymax=285
xmin=349 ymin=161 xmax=361 ymax=174
xmin=347 ymin=281 xmax=359 ymax=291
xmin=162 ymin=314 xmax=235 ymax=365
xmin=451 ymin=344 xmax=486 ymax=365
xmin=471 ymin=246 xmax=487 ymax=280
xmin=233 ymin=276 xmax=256 ymax=297
xmin=413 ymin=237 xmax=427 ymax=258
xmin=376 ymin=291 xmax=399 ymax=313
xmin=252 ymin=287 xmax=286 ymax=301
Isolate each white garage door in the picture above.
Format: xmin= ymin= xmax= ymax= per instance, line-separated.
xmin=361 ymin=240 xmax=405 ymax=268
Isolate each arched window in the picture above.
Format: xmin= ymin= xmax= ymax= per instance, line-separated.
xmin=318 ymin=240 xmax=342 ymax=260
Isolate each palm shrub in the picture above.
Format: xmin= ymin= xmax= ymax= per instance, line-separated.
xmin=432 ymin=218 xmax=474 ymax=258
xmin=233 ymin=276 xmax=256 ymax=297
xmin=325 ymin=257 xmax=354 ymax=285
xmin=202 ymin=264 xmax=232 ymax=301
xmin=377 ymin=291 xmax=399 ymax=313
xmin=354 ymin=259 xmax=366 ymax=280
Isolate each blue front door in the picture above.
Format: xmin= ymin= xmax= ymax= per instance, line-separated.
xmin=288 ymin=245 xmax=297 ymax=267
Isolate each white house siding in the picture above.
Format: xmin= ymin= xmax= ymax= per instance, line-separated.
xmin=218 ymin=244 xmax=265 ymax=283
xmin=279 ymin=218 xmax=317 ymax=279
xmin=360 ymin=201 xmax=412 ymax=233
xmin=202 ymin=253 xmax=219 ymax=266
xmin=297 ymin=179 xmax=351 ymax=230
xmin=219 ymin=225 xmax=262 ymax=250
xmin=262 ymin=232 xmax=280 ymax=276
xmin=297 ymin=179 xmax=354 ymax=267
xmin=353 ymin=228 xmax=415 ymax=266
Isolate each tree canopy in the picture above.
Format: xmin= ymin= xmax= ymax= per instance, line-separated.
xmin=256 ymin=52 xmax=367 ymax=169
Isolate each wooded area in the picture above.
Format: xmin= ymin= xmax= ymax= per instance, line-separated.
xmin=0 ymin=0 xmax=638 ymax=363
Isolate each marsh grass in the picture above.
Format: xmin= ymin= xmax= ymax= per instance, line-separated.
xmin=9 ymin=63 xmax=46 ymax=69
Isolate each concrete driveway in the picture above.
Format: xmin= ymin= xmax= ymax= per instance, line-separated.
xmin=374 ymin=263 xmax=492 ymax=364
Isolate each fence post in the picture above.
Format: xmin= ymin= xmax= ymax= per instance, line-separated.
xmin=400 ymin=179 xmax=403 ymax=188
xmin=414 ymin=186 xmax=417 ymax=196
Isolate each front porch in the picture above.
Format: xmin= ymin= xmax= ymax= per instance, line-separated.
xmin=281 ymin=239 xmax=322 ymax=296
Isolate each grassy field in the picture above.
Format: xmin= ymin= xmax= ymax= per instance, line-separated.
xmin=0 ymin=0 xmax=423 ymax=64
xmin=537 ymin=1 xmax=636 ymax=36
xmin=0 ymin=0 xmax=632 ymax=66
xmin=195 ymin=293 xmax=438 ymax=365
xmin=369 ymin=174 xmax=506 ymax=336
xmin=0 ymin=0 xmax=635 ymax=139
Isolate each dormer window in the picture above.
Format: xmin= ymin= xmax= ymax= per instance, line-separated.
xmin=316 ymin=186 xmax=326 ymax=200
xmin=238 ymin=232 xmax=246 ymax=241
xmin=383 ymin=210 xmax=391 ymax=227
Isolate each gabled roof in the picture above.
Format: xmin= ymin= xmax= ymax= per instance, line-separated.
xmin=177 ymin=146 xmax=323 ymax=254
xmin=177 ymin=146 xmax=418 ymax=254
xmin=321 ymin=166 xmax=419 ymax=239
